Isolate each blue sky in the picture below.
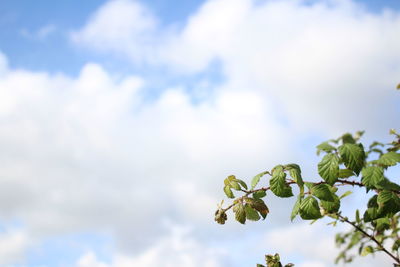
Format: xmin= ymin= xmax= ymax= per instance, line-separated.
xmin=0 ymin=0 xmax=400 ymax=266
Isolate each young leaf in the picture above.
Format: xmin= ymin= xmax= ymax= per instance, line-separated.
xmin=361 ymin=166 xmax=384 ymax=189
xmin=317 ymin=142 xmax=336 ymax=155
xmin=321 ymin=194 xmax=340 ymax=213
xmin=245 ymin=204 xmax=261 ymax=221
xmin=361 ymin=246 xmax=374 ymax=256
xmin=270 ymin=169 xmax=293 ymax=198
xmin=253 ymin=190 xmax=266 ymax=199
xmin=223 ymin=185 xmax=234 ymax=198
xmin=233 ymin=202 xmax=246 ymax=224
xmin=291 ymin=195 xmax=302 ymax=221
xmin=286 ymin=164 xmax=304 ymax=193
xmin=338 ymin=169 xmax=354 ymax=178
xmin=341 ymin=133 xmax=356 ymax=144
xmin=339 ymin=191 xmax=352 ymax=199
xmin=310 ymin=184 xmax=335 ymax=201
xmin=318 ymin=153 xmax=339 ymax=185
xmin=251 ymin=171 xmax=268 ymax=190
xmin=299 ymin=196 xmax=322 ymax=220
xmin=235 ymin=179 xmax=248 ymax=190
xmin=339 ymin=144 xmax=365 ymax=175
xmin=377 ymin=152 xmax=400 ymax=167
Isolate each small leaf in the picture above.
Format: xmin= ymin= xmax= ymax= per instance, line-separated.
xmin=377 ymin=152 xmax=400 ymax=167
xmin=338 ymin=169 xmax=354 ymax=178
xmin=235 ymin=179 xmax=248 ymax=190
xmin=317 ymin=142 xmax=336 ymax=155
xmin=318 ymin=153 xmax=339 ymax=185
xmin=339 ymin=191 xmax=352 ymax=199
xmin=339 ymin=144 xmax=365 ymax=175
xmin=244 ymin=204 xmax=260 ymax=221
xmin=291 ymin=195 xmax=302 ymax=221
xmin=223 ymin=185 xmax=234 ymax=198
xmin=286 ymin=164 xmax=304 ymax=194
xmin=233 ymin=202 xmax=246 ymax=224
xmin=214 ymin=209 xmax=227 ymax=224
xmin=397 ymin=83 xmax=400 ymax=90
xmin=341 ymin=133 xmax=356 ymax=144
xmin=310 ymin=184 xmax=335 ymax=201
xmin=321 ymin=194 xmax=340 ymax=213
xmin=253 ymin=190 xmax=266 ymax=199
xmin=361 ymin=166 xmax=384 ymax=189
xmin=248 ymin=198 xmax=269 ymax=219
xmin=251 ymin=171 xmax=268 ymax=189
xmin=299 ymin=196 xmax=322 ymax=220
xmin=270 ymin=168 xmax=293 ymax=198
xmin=361 ymin=246 xmax=374 ymax=256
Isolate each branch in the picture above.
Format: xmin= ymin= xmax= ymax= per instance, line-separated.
xmin=337 ymin=214 xmax=400 ymax=265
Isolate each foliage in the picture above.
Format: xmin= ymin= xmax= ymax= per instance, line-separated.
xmin=214 ymin=129 xmax=400 ymax=266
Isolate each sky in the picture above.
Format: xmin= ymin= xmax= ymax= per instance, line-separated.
xmin=0 ymin=0 xmax=399 ymax=266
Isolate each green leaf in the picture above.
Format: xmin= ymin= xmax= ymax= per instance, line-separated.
xmin=286 ymin=164 xmax=304 ymax=193
xmin=244 ymin=204 xmax=260 ymax=221
xmin=291 ymin=195 xmax=302 ymax=221
xmin=299 ymin=196 xmax=322 ymax=220
xmin=317 ymin=142 xmax=336 ymax=155
xmin=235 ymin=179 xmax=248 ymax=190
xmin=224 ymin=175 xmax=240 ymax=190
xmin=321 ymin=194 xmax=340 ymax=213
xmin=377 ymin=190 xmax=396 ymax=204
xmin=253 ymin=190 xmax=266 ymax=199
xmin=361 ymin=166 xmax=384 ymax=189
xmin=338 ymin=169 xmax=354 ymax=178
xmin=233 ymin=202 xmax=246 ymax=224
xmin=251 ymin=171 xmax=268 ymax=190
xmin=310 ymin=184 xmax=335 ymax=201
xmin=341 ymin=133 xmax=356 ymax=144
xmin=339 ymin=191 xmax=352 ymax=199
xmin=375 ymin=217 xmax=391 ymax=231
xmin=339 ymin=144 xmax=365 ymax=175
xmin=361 ymin=246 xmax=374 ymax=256
xmin=270 ymin=167 xmax=293 ymax=198
xmin=377 ymin=152 xmax=400 ymax=166
xmin=318 ymin=153 xmax=339 ymax=185
xmin=223 ymin=185 xmax=234 ymax=198
xmin=397 ymin=83 xmax=400 ymax=90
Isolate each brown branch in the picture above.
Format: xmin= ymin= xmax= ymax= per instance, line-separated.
xmin=338 ymin=214 xmax=400 ymax=265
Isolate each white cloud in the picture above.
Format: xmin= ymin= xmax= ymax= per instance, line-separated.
xmin=72 ymin=0 xmax=400 ymax=135
xmin=0 ymin=228 xmax=30 ymax=265
xmin=76 ymin=225 xmax=227 ymax=267
xmin=0 ymin=52 xmax=291 ymax=263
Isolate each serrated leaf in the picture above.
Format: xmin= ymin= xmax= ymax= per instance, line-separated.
xmin=253 ymin=190 xmax=266 ymax=199
xmin=270 ymin=168 xmax=293 ymax=198
xmin=317 ymin=142 xmax=336 ymax=155
xmin=248 ymin=198 xmax=269 ymax=219
xmin=244 ymin=204 xmax=260 ymax=221
xmin=338 ymin=169 xmax=354 ymax=178
xmin=377 ymin=190 xmax=395 ymax=204
xmin=291 ymin=196 xmax=302 ymax=221
xmin=286 ymin=164 xmax=304 ymax=193
xmin=318 ymin=153 xmax=339 ymax=185
xmin=375 ymin=217 xmax=391 ymax=231
xmin=299 ymin=196 xmax=322 ymax=220
xmin=339 ymin=144 xmax=365 ymax=175
xmin=321 ymin=194 xmax=340 ymax=213
xmin=377 ymin=152 xmax=400 ymax=166
xmin=223 ymin=185 xmax=234 ymax=198
xmin=251 ymin=171 xmax=268 ymax=190
xmin=341 ymin=133 xmax=356 ymax=144
xmin=310 ymin=184 xmax=335 ymax=201
xmin=361 ymin=166 xmax=384 ymax=189
xmin=233 ymin=202 xmax=246 ymax=224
